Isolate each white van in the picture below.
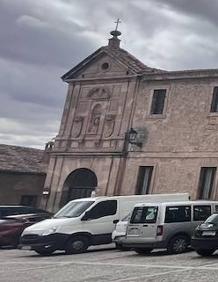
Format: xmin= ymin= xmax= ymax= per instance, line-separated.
xmin=20 ymin=193 xmax=189 ymax=255
xmin=123 ymin=200 xmax=218 ymax=254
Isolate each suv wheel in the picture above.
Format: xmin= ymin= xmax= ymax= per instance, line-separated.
xmin=134 ymin=248 xmax=153 ymax=255
xmin=196 ymin=249 xmax=215 ymax=257
xmin=65 ymin=236 xmax=89 ymax=255
xmin=167 ymin=235 xmax=189 ymax=254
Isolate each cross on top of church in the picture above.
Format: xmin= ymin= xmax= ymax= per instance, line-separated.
xmin=114 ymin=18 xmax=121 ymax=31
xmin=110 ymin=18 xmax=122 ymax=38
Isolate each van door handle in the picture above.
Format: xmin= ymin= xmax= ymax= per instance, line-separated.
xmin=143 ymin=224 xmax=148 ymax=227
xmin=113 ymin=219 xmax=119 ymax=224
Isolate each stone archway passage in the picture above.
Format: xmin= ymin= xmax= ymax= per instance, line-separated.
xmin=60 ymin=168 xmax=97 ymax=207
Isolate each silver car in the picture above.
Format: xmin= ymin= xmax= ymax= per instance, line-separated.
xmin=123 ymin=200 xmax=218 ymax=254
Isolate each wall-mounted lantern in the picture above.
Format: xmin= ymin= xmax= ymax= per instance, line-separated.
xmin=127 ymin=127 xmax=143 ymax=147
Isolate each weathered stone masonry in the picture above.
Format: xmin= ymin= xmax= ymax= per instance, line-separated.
xmin=42 ymin=30 xmax=218 ymax=212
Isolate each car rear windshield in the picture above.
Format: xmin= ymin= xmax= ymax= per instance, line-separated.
xmin=130 ymin=206 xmax=158 ymax=224
xmin=205 ymin=213 xmax=218 ymax=224
xmin=54 ymin=201 xmax=95 ymax=218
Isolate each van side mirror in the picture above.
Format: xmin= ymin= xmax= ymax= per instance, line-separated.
xmin=81 ymin=211 xmax=90 ymax=221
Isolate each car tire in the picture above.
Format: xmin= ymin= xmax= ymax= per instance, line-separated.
xmin=33 ymin=247 xmax=55 ymax=256
xmin=167 ymin=235 xmax=189 ymax=254
xmin=65 ymin=236 xmax=89 ymax=255
xmin=196 ymin=249 xmax=215 ymax=257
xmin=134 ymin=248 xmax=153 ymax=255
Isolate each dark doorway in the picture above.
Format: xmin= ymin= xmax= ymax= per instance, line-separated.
xmin=60 ymin=168 xmax=97 ymax=207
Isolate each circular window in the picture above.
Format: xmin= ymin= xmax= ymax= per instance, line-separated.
xmin=101 ymin=62 xmax=109 ymax=70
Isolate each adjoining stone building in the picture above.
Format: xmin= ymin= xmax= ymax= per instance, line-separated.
xmin=0 ymin=144 xmax=47 ymax=207
xmin=42 ymin=29 xmax=218 ymax=212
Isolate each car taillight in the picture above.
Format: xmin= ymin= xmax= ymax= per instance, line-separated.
xmin=156 ymin=225 xmax=163 ymax=236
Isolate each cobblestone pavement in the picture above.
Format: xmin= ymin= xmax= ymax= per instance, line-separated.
xmin=1 ymin=246 xmax=218 ymax=281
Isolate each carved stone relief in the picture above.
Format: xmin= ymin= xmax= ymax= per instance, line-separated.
xmin=87 ymin=104 xmax=102 ymax=135
xmin=71 ymin=116 xmax=84 ymax=138
xmin=103 ymin=114 xmax=116 ymax=138
xmin=71 ymin=101 xmax=88 ymax=138
xmin=87 ymin=87 xmax=111 ymax=100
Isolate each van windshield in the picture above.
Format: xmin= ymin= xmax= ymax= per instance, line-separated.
xmin=54 ymin=201 xmax=95 ymax=218
xmin=130 ymin=206 xmax=158 ymax=224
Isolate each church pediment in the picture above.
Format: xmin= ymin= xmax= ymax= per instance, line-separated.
xmin=62 ymin=48 xmax=134 ymax=81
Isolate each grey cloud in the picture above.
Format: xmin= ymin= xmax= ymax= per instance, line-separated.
xmin=0 ymin=0 xmax=96 ymax=68
xmin=1 ymin=0 xmax=218 ymax=148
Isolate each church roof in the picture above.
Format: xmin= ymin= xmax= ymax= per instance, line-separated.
xmin=0 ymin=144 xmax=47 ymax=174
xmin=62 ymin=45 xmax=165 ymax=81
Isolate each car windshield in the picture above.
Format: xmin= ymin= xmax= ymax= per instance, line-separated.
xmin=54 ymin=201 xmax=95 ymax=218
xmin=205 ymin=213 xmax=218 ymax=225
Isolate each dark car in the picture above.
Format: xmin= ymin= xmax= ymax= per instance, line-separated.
xmin=191 ymin=213 xmax=218 ymax=256
xmin=0 ymin=213 xmax=51 ymax=248
xmin=0 ymin=205 xmax=50 ymax=218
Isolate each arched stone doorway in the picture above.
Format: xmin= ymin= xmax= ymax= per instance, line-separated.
xmin=60 ymin=168 xmax=97 ymax=207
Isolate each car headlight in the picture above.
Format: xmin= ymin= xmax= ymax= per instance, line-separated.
xmin=41 ymin=227 xmax=57 ymax=236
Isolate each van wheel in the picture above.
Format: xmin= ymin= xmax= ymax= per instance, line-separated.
xmin=196 ymin=249 xmax=215 ymax=256
xmin=167 ymin=235 xmax=189 ymax=254
xmin=33 ymin=247 xmax=55 ymax=256
xmin=134 ymin=248 xmax=153 ymax=255
xmin=65 ymin=236 xmax=89 ymax=255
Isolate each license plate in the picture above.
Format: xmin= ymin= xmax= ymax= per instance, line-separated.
xmin=21 ymin=246 xmax=31 ymax=250
xmin=202 ymin=231 xmax=216 ymax=236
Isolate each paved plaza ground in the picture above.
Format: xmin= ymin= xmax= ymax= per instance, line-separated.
xmin=1 ymin=245 xmax=218 ymax=281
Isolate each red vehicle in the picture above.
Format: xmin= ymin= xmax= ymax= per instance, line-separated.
xmin=0 ymin=213 xmax=51 ymax=248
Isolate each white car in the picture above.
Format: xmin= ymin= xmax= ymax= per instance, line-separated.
xmin=112 ymin=214 xmax=130 ymax=250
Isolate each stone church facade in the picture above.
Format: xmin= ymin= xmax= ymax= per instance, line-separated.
xmin=42 ymin=30 xmax=218 ymax=212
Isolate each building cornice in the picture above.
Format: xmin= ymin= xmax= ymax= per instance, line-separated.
xmin=142 ymin=69 xmax=218 ymax=81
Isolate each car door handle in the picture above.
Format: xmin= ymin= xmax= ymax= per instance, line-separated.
xmin=143 ymin=224 xmax=148 ymax=227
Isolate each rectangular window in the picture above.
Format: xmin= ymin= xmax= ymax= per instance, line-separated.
xmin=193 ymin=205 xmax=211 ymax=221
xmin=130 ymin=206 xmax=158 ymax=224
xmin=88 ymin=200 xmax=117 ymax=220
xmin=136 ymin=166 xmax=153 ymax=194
xmin=210 ymin=87 xmax=218 ymax=112
xmin=165 ymin=206 xmax=191 ymax=223
xmin=198 ymin=167 xmax=216 ymax=200
xmin=20 ymin=195 xmax=38 ymax=207
xmin=151 ymin=89 xmax=166 ymax=115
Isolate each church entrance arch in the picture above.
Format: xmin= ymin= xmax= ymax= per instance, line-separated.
xmin=60 ymin=168 xmax=97 ymax=207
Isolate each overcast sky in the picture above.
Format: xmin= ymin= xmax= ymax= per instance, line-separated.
xmin=1 ymin=0 xmax=218 ymax=149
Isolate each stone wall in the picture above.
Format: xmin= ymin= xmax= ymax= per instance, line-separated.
xmin=0 ymin=172 xmax=46 ymax=207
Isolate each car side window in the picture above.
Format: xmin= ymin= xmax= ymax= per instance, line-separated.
xmin=193 ymin=205 xmax=211 ymax=221
xmin=87 ymin=200 xmax=117 ymax=220
xmin=165 ymin=206 xmax=191 ymax=223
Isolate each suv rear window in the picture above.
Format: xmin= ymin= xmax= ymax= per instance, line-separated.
xmin=130 ymin=206 xmax=158 ymax=224
xmin=165 ymin=206 xmax=191 ymax=223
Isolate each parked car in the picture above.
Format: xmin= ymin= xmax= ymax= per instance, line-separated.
xmin=0 ymin=213 xmax=51 ymax=248
xmin=0 ymin=205 xmax=50 ymax=218
xmin=112 ymin=213 xmax=131 ymax=250
xmin=20 ymin=193 xmax=189 ymax=256
xmin=123 ymin=200 xmax=218 ymax=254
xmin=191 ymin=213 xmax=218 ymax=256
